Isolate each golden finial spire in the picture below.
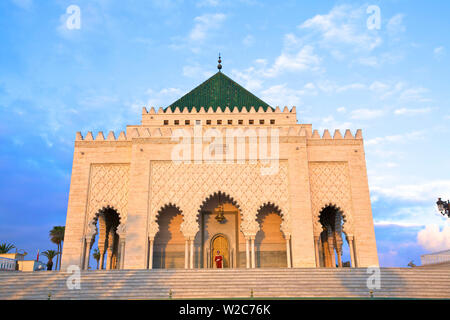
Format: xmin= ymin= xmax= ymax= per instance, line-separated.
xmin=217 ymin=53 xmax=222 ymax=71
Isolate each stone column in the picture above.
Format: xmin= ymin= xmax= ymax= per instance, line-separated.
xmin=285 ymin=237 xmax=292 ymax=268
xmin=348 ymin=236 xmax=355 ymax=268
xmin=87 ymin=238 xmax=95 ymax=270
xmin=83 ymin=222 xmax=97 ymax=270
xmin=116 ymin=223 xmax=126 ymax=270
xmin=328 ymin=237 xmax=336 ymax=268
xmin=148 ymin=237 xmax=154 ymax=270
xmin=185 ymin=239 xmax=189 ymax=269
xmin=189 ymin=239 xmax=194 ymax=269
xmin=245 ymin=238 xmax=250 ymax=269
xmin=82 ymin=238 xmax=89 ymax=270
xmin=336 ymin=238 xmax=343 ymax=268
xmin=251 ymin=237 xmax=255 ymax=268
xmin=313 ymin=235 xmax=320 ymax=268
xmin=98 ymin=216 xmax=107 ymax=270
xmin=119 ymin=240 xmax=126 ymax=269
xmin=106 ymin=230 xmax=115 ymax=270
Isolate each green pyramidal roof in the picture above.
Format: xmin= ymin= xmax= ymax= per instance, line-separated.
xmin=166 ymin=71 xmax=272 ymax=112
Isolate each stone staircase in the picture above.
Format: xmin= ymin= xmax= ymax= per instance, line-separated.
xmin=0 ymin=268 xmax=449 ymax=300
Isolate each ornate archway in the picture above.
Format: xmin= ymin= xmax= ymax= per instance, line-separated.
xmin=317 ymin=204 xmax=357 ymax=268
xmin=255 ymin=203 xmax=291 ymax=268
xmin=82 ymin=205 xmax=124 ymax=270
xmin=196 ymin=191 xmax=243 ymax=269
xmin=152 ymin=204 xmax=185 ymax=269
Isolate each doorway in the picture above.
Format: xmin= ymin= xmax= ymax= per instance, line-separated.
xmin=211 ymin=234 xmax=229 ymax=268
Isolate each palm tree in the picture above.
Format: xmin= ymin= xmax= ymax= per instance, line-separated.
xmin=0 ymin=242 xmax=15 ymax=254
xmin=92 ymin=248 xmax=101 ymax=270
xmin=49 ymin=226 xmax=65 ymax=270
xmin=41 ymin=250 xmax=59 ymax=271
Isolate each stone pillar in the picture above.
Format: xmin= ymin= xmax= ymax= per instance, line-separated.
xmin=82 ymin=238 xmax=88 ymax=270
xmin=116 ymin=223 xmax=126 ymax=270
xmin=148 ymin=237 xmax=154 ymax=270
xmin=245 ymin=238 xmax=250 ymax=269
xmin=98 ymin=216 xmax=107 ymax=270
xmin=328 ymin=235 xmax=336 ymax=268
xmin=84 ymin=237 xmax=95 ymax=270
xmin=251 ymin=237 xmax=255 ymax=268
xmin=185 ymin=239 xmax=189 ymax=269
xmin=189 ymin=239 xmax=194 ymax=269
xmin=348 ymin=236 xmax=355 ymax=268
xmin=336 ymin=237 xmax=343 ymax=268
xmin=313 ymin=235 xmax=320 ymax=268
xmin=286 ymin=237 xmax=292 ymax=268
xmin=106 ymin=230 xmax=115 ymax=270
xmin=119 ymin=239 xmax=126 ymax=269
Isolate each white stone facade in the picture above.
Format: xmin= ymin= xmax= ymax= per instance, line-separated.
xmin=61 ymin=106 xmax=379 ymax=270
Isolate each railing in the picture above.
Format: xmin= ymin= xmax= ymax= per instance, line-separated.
xmin=0 ymin=257 xmax=16 ymax=271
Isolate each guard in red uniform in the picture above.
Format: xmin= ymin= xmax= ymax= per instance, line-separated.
xmin=214 ymin=250 xmax=223 ymax=268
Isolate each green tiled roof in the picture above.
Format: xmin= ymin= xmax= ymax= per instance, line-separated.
xmin=166 ymin=71 xmax=272 ymax=112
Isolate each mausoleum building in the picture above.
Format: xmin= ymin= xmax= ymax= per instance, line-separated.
xmin=61 ymin=65 xmax=379 ymax=271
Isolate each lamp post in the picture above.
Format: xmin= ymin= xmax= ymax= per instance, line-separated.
xmin=436 ymin=198 xmax=450 ymax=218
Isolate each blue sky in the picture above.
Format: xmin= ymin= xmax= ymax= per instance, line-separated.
xmin=1 ymin=0 xmax=449 ymax=267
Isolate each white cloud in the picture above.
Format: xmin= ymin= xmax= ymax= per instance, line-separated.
xmin=231 ymin=67 xmax=264 ymax=92
xmin=387 ymin=14 xmax=406 ymax=36
xmin=189 ymin=13 xmax=226 ymax=42
xmin=299 ymin=4 xmax=382 ymax=52
xmin=316 ymin=115 xmax=352 ymax=132
xmin=304 ymin=82 xmax=316 ymax=90
xmin=337 ymin=107 xmax=346 ymax=113
xmin=399 ymin=87 xmax=431 ymax=102
xmin=374 ymin=220 xmax=424 ymax=228
xmin=263 ymin=45 xmax=321 ymax=77
xmin=434 ymin=46 xmax=445 ymax=59
xmin=350 ymin=108 xmax=384 ymax=120
xmin=335 ymin=83 xmax=365 ymax=93
xmin=418 ymin=223 xmax=450 ymax=252
xmin=283 ymin=33 xmax=303 ymax=49
xmin=260 ymin=84 xmax=304 ymax=107
xmin=371 ymin=180 xmax=450 ymax=202
xmin=182 ymin=65 xmax=214 ymax=79
xmin=357 ymin=56 xmax=379 ymax=67
xmin=242 ymin=34 xmax=255 ymax=47
xmin=133 ymin=87 xmax=185 ymax=110
xmin=365 ymin=130 xmax=424 ymax=146
xmin=369 ymin=81 xmax=390 ymax=93
xmin=302 ymin=81 xmax=366 ymax=95
xmin=196 ymin=0 xmax=220 ymax=7
xmin=394 ymin=107 xmax=432 ymax=116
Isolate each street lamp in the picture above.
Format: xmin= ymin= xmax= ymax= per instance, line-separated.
xmin=436 ymin=198 xmax=450 ymax=218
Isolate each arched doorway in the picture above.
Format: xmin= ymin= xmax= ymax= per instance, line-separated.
xmin=84 ymin=206 xmax=121 ymax=270
xmin=153 ymin=204 xmax=184 ymax=268
xmin=255 ymin=204 xmax=287 ymax=268
xmin=318 ymin=204 xmax=353 ymax=268
xmin=196 ymin=192 xmax=245 ymax=268
xmin=211 ymin=234 xmax=230 ymax=268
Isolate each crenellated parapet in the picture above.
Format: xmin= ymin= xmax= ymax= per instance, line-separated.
xmin=141 ymin=105 xmax=299 ymax=126
xmin=142 ymin=105 xmax=297 ymax=114
xmin=75 ymin=127 xmax=363 ymax=144
xmin=310 ymin=129 xmax=362 ymax=140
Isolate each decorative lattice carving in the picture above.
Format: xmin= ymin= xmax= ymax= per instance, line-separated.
xmin=149 ymin=161 xmax=290 ymax=238
xmin=309 ymin=162 xmax=354 ymax=237
xmin=86 ymin=164 xmax=130 ymax=232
